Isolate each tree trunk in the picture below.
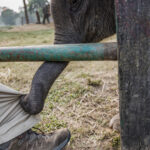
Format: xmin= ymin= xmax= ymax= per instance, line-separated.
xmin=116 ymin=0 xmax=150 ymax=149
xmin=23 ymin=0 xmax=29 ymax=24
xmin=36 ymin=11 xmax=41 ymax=24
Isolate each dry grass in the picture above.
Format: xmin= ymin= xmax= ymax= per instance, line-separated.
xmin=0 ymin=25 xmax=120 ymax=150
xmin=0 ymin=24 xmax=54 ymax=32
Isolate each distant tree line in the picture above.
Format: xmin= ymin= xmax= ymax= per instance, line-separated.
xmin=28 ymin=0 xmax=50 ymax=24
xmin=23 ymin=0 xmax=51 ymax=24
xmin=0 ymin=0 xmax=50 ymax=26
xmin=0 ymin=8 xmax=36 ymax=26
xmin=1 ymin=9 xmax=17 ymax=25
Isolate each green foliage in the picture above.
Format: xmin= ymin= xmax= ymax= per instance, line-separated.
xmin=28 ymin=0 xmax=49 ymax=23
xmin=0 ymin=16 xmax=4 ymax=26
xmin=1 ymin=9 xmax=18 ymax=25
xmin=28 ymin=0 xmax=48 ymax=13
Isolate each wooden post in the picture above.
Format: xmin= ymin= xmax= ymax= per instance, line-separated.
xmin=115 ymin=0 xmax=150 ymax=149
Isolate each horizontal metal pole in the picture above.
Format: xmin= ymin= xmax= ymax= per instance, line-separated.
xmin=0 ymin=43 xmax=117 ymax=62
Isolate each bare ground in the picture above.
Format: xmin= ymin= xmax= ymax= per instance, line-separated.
xmin=0 ymin=25 xmax=120 ymax=150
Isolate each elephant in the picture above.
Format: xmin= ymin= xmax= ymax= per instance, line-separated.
xmin=20 ymin=0 xmax=118 ymax=129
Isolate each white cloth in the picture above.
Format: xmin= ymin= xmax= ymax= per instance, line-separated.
xmin=0 ymin=83 xmax=40 ymax=144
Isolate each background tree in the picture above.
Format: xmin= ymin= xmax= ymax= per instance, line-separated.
xmin=1 ymin=9 xmax=19 ymax=25
xmin=28 ymin=0 xmax=48 ymax=24
xmin=0 ymin=16 xmax=5 ymax=26
xmin=18 ymin=6 xmax=36 ymax=25
xmin=23 ymin=0 xmax=29 ymax=24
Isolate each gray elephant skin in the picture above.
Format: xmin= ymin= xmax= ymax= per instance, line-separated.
xmin=20 ymin=0 xmax=116 ymax=115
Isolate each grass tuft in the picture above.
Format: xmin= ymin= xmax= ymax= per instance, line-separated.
xmin=87 ymin=78 xmax=103 ymax=87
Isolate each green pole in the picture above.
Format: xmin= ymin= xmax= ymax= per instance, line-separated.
xmin=0 ymin=43 xmax=117 ymax=62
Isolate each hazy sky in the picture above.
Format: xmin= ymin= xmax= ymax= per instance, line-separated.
xmin=0 ymin=0 xmax=24 ymax=12
xmin=0 ymin=0 xmax=50 ymax=12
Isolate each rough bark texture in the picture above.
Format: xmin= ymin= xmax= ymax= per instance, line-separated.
xmin=116 ymin=0 xmax=150 ymax=149
xmin=36 ymin=11 xmax=41 ymax=24
xmin=23 ymin=0 xmax=29 ymax=24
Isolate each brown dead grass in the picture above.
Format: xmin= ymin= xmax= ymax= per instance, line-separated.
xmin=56 ymin=61 xmax=119 ymax=150
xmin=0 ymin=25 xmax=120 ymax=150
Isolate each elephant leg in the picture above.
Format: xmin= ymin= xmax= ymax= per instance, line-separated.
xmin=20 ymin=61 xmax=68 ymax=115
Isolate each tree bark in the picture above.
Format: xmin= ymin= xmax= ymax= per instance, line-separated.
xmin=116 ymin=0 xmax=150 ymax=149
xmin=23 ymin=0 xmax=29 ymax=24
xmin=36 ymin=11 xmax=41 ymax=24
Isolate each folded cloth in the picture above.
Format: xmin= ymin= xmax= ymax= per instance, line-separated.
xmin=0 ymin=83 xmax=40 ymax=144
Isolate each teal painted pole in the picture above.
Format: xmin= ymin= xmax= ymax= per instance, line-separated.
xmin=0 ymin=43 xmax=117 ymax=62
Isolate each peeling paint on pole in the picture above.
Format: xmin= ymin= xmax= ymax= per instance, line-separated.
xmin=0 ymin=43 xmax=117 ymax=62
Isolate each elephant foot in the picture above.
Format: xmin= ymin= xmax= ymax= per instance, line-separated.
xmin=109 ymin=113 xmax=120 ymax=132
